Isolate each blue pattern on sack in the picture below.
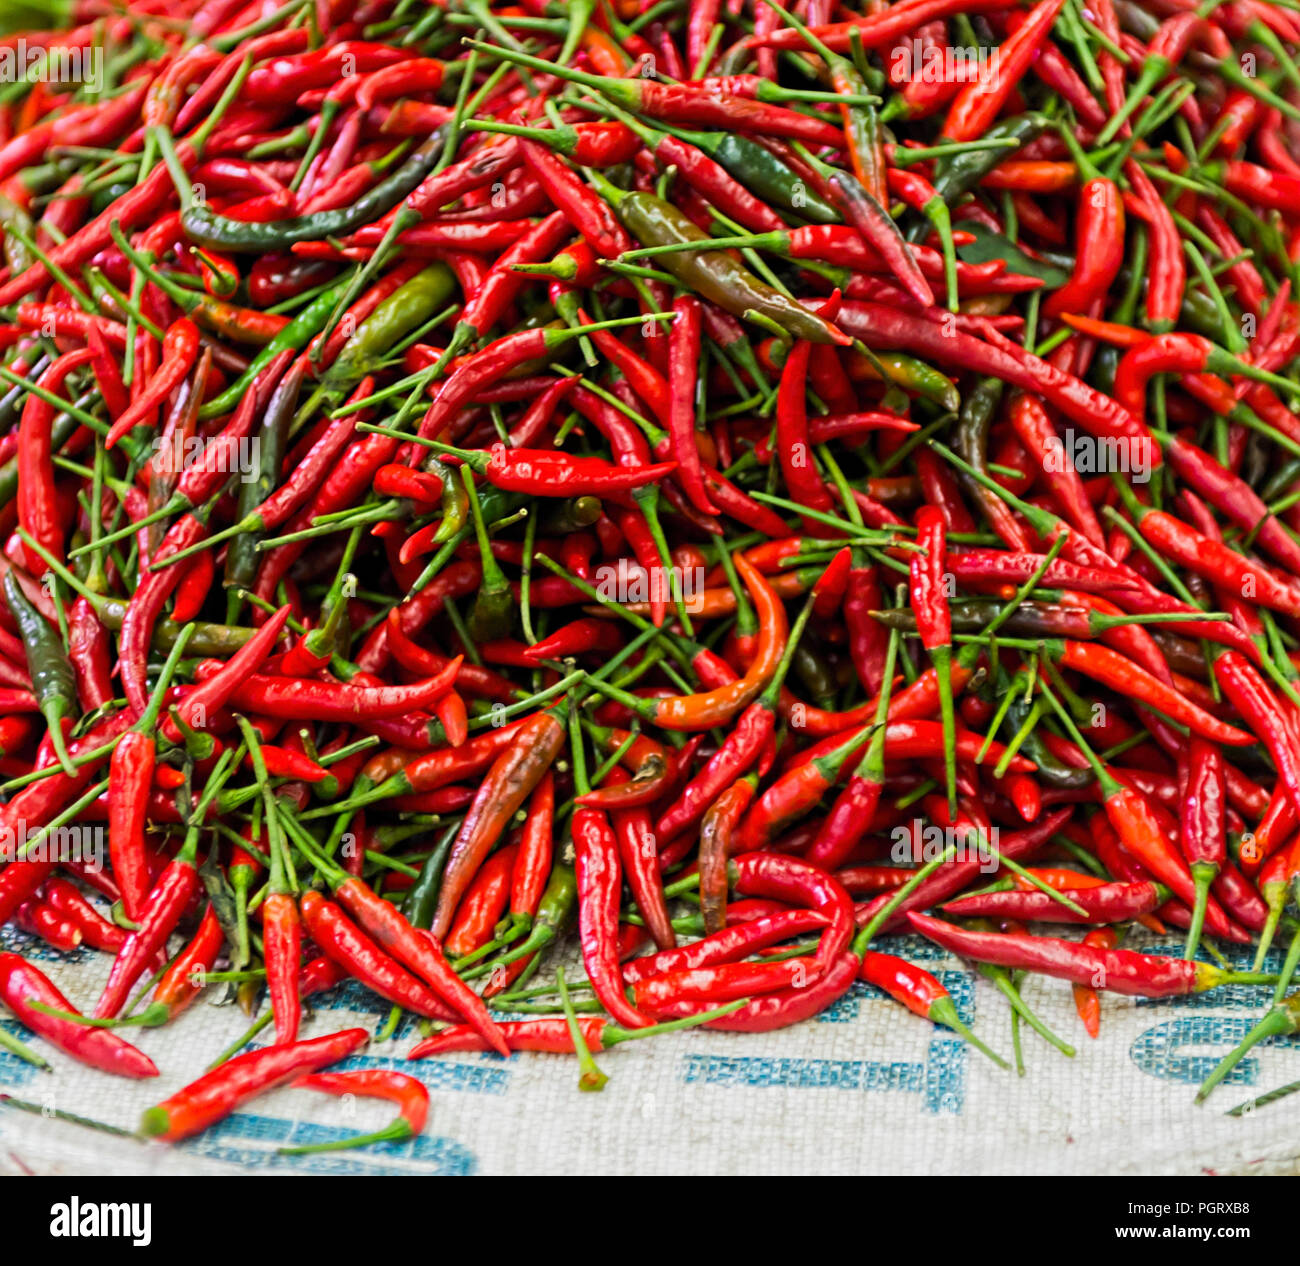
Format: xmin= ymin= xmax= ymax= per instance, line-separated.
xmin=1127 ymin=941 xmax=1299 ymax=1086
xmin=1128 ymin=1015 xmax=1300 ymax=1086
xmin=679 ymin=1038 xmax=967 ymax=1114
xmin=679 ymin=957 xmax=977 ymax=1113
xmin=178 ymin=1111 xmax=476 ymax=1175
xmin=682 ymin=1053 xmax=923 ymax=1093
xmin=925 ymin=1038 xmax=965 ymax=1114
xmin=0 ymin=1019 xmax=43 ymax=1087
xmin=0 ymin=922 xmax=86 ymax=964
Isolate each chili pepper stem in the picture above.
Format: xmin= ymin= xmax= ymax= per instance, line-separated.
xmin=0 ymin=1026 xmax=51 ymax=1070
xmin=852 ymin=843 xmax=958 ymax=953
xmin=206 ymin=1009 xmax=273 ymax=1070
xmin=1271 ymin=926 xmax=1300 ymax=1007
xmin=604 ymin=997 xmax=752 ymax=1043
xmin=1011 ymin=997 xmax=1025 ymax=1077
xmin=990 ymin=972 xmax=1076 ymax=1058
xmin=928 ymin=996 xmax=1010 ymax=1069
xmin=1184 ymin=862 xmax=1217 ymax=962
xmin=1196 ymin=1003 xmax=1295 ymax=1104
xmin=1253 ymin=906 xmax=1283 ymax=973
xmin=1 ymin=1094 xmax=132 ymax=1135
xmin=26 ymin=1001 xmax=167 ymax=1029
xmin=1226 ymin=1076 xmax=1300 ymax=1116
xmin=557 ymin=966 xmax=605 ymax=1091
xmin=279 ymin=1119 xmax=412 ymax=1155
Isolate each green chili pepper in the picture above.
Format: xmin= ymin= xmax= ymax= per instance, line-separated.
xmin=464 ymin=859 xmax=578 ymax=980
xmin=403 ymin=819 xmax=460 ymax=931
xmin=197 ymin=275 xmax=355 ymax=419
xmin=654 ymin=123 xmax=840 ymax=224
xmin=792 ymin=642 xmax=838 ymax=707
xmin=537 ymin=496 xmax=602 ymax=534
xmin=224 ymin=358 xmax=307 ymax=620
xmin=428 ymin=456 xmax=468 ymax=546
xmin=1002 ymin=686 xmax=1094 ymax=790
xmin=591 ymin=175 xmax=847 ymax=346
xmin=0 ymin=194 xmax=34 ymax=274
xmin=463 ymin=467 xmax=515 ymax=643
xmin=3 ymin=572 xmax=78 ymax=776
xmin=870 ymin=350 xmax=960 ymax=411
xmin=323 ymin=263 xmax=456 ymax=388
xmin=925 ymin=113 xmax=1049 ymax=213
xmin=954 ymin=375 xmax=1019 ymax=526
xmin=181 ymin=133 xmax=446 ymax=253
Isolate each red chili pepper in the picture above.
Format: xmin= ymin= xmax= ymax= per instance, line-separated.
xmin=648 ymin=951 xmax=862 ymax=1031
xmin=860 ymin=950 xmax=1008 ymax=1065
xmin=314 ymin=859 xmax=510 ymax=1053
xmin=287 ymin=1069 xmax=429 ymax=1153
xmin=698 ymin=775 xmax=755 ymax=935
xmin=810 ymin=546 xmax=853 ymax=620
xmin=1045 ymin=640 xmax=1255 ymax=747
xmin=517 ymin=140 xmax=630 ymax=261
xmin=64 ymin=598 xmax=111 ymax=715
xmin=40 ymin=878 xmax=126 ymax=953
xmin=17 ymin=347 xmax=94 ymax=573
xmin=430 ymin=709 xmax=565 ymax=939
xmin=94 ymin=822 xmax=206 ymax=1020
xmin=1216 ymin=652 xmax=1300 ymax=822
xmin=436 ymin=439 xmax=678 ymax=502
xmin=0 ymin=953 xmax=158 ymax=1078
xmin=300 ymin=889 xmax=454 ymax=1021
xmin=572 ymin=794 xmax=655 ymax=1029
xmin=837 ymin=301 xmax=1156 ymax=459
xmin=445 ymin=841 xmax=519 ymax=959
xmin=911 ymin=504 xmax=959 ymax=813
xmin=666 ymin=294 xmax=718 ymax=517
xmin=105 ymin=319 xmax=200 ymax=449
xmin=107 ymin=730 xmax=155 ymax=924
xmin=776 ymin=312 xmax=835 ymax=516
xmin=222 ymin=659 xmax=461 ymax=723
xmin=140 ymin=1028 xmax=370 ymax=1141
xmin=751 ymin=0 xmax=1021 ymax=52
xmin=907 ymin=912 xmax=1266 ymax=997
xmin=943 ymin=879 xmax=1166 ymax=924
xmin=17 ymin=900 xmax=81 ymax=953
xmin=945 ymin=0 xmax=1066 ymax=141
xmin=634 ymin=953 xmax=823 ymax=1012
xmin=262 ymin=879 xmax=302 ymax=1046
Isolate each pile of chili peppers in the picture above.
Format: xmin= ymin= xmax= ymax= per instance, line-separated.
xmin=0 ymin=0 xmax=1297 ymax=1149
